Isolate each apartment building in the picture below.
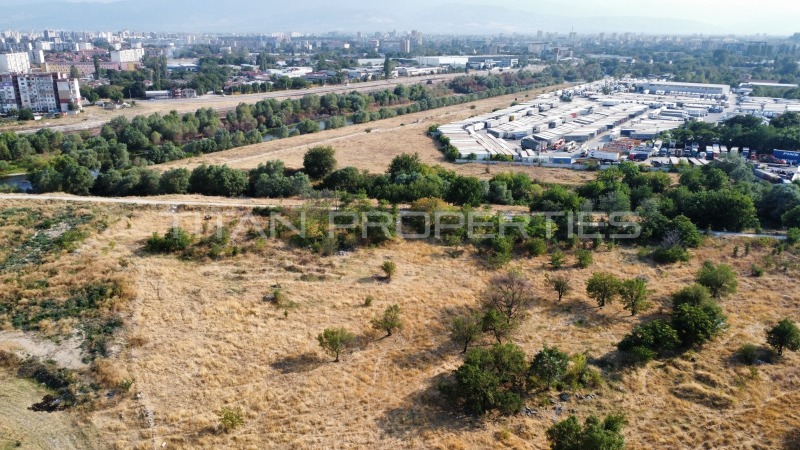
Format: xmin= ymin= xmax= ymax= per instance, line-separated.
xmin=110 ymin=48 xmax=145 ymax=63
xmin=0 ymin=72 xmax=82 ymax=114
xmin=0 ymin=52 xmax=31 ymax=74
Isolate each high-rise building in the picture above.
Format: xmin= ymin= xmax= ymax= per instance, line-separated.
xmin=0 ymin=52 xmax=31 ymax=74
xmin=0 ymin=72 xmax=82 ymax=114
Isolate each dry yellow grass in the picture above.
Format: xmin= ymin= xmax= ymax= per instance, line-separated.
xmin=65 ymin=205 xmax=797 ymax=449
xmin=1 ymin=202 xmax=799 ymax=448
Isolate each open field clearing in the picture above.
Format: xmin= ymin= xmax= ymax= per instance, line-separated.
xmin=0 ymin=201 xmax=794 ymax=448
xmin=155 ymin=85 xmax=601 ymax=187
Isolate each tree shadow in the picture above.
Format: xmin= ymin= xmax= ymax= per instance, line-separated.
xmin=783 ymin=428 xmax=800 ymax=450
xmin=270 ymin=352 xmax=324 ymax=374
xmin=376 ymin=372 xmax=480 ymax=440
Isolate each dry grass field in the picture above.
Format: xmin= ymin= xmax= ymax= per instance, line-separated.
xmin=154 ymin=85 xmax=599 ymax=187
xmin=0 ymin=201 xmax=792 ymax=449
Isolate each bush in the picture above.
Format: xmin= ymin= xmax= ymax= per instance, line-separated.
xmin=217 ymin=406 xmax=245 ymax=433
xmin=696 ymin=261 xmax=738 ymax=299
xmin=547 ymin=414 xmax=626 ymax=450
xmin=736 ymin=344 xmax=760 ymax=365
xmin=440 ymin=343 xmax=528 ymax=415
xmin=303 ymin=146 xmax=337 ymax=180
xmin=751 ymin=264 xmax=764 ymax=277
xmin=381 ymin=261 xmax=397 ymax=280
xmin=550 ymin=250 xmax=566 ymax=270
xmin=617 ymin=319 xmax=680 ymax=358
xmin=575 ymin=248 xmax=593 ymax=268
xmin=158 ymin=168 xmax=190 ymax=194
xmin=529 ymin=346 xmax=570 ymax=388
xmin=766 ymin=318 xmax=800 ymax=357
xmin=671 ymin=302 xmax=727 ymax=347
xmin=317 ymin=327 xmax=355 ymax=362
xmin=371 ymin=304 xmax=402 ymax=337
xmin=145 ymin=227 xmax=192 ymax=253
xmin=671 ymin=284 xmax=712 ymax=308
xmin=787 ymin=228 xmax=800 ymax=245
xmin=526 ymin=238 xmax=548 ymax=256
xmin=651 ymin=245 xmax=690 ymax=264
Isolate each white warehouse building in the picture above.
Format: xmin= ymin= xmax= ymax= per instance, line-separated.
xmin=637 ymin=81 xmax=730 ymax=96
xmin=416 ymin=56 xmax=469 ymax=68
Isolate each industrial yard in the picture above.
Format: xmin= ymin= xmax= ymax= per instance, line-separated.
xmin=436 ymin=78 xmax=741 ymax=167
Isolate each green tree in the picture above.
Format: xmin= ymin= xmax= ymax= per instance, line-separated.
xmin=529 ymin=346 xmax=570 ymax=388
xmin=17 ymin=108 xmax=34 ymax=121
xmin=383 ymin=56 xmax=396 ymax=79
xmin=481 ymin=308 xmax=514 ymax=343
xmin=445 ymin=176 xmax=485 ymax=206
xmin=766 ymin=318 xmax=800 ymax=357
xmin=158 ymin=168 xmax=190 ymax=194
xmin=440 ymin=343 xmax=528 ymax=415
xmin=695 ymin=261 xmax=738 ymax=299
xmin=372 ymin=304 xmax=402 ymax=337
xmin=317 ymin=327 xmax=355 ymax=362
xmin=93 ymin=55 xmax=101 ymax=80
xmin=586 ymin=272 xmax=621 ymax=308
xmin=69 ymin=64 xmax=80 ymax=79
xmin=619 ymin=278 xmax=651 ymax=316
xmin=303 ymin=146 xmax=337 ymax=179
xmin=547 ymin=414 xmax=626 ymax=450
xmin=670 ymin=215 xmax=702 ymax=248
xmin=545 ymin=273 xmax=572 ymax=302
xmin=449 ymin=313 xmax=483 ymax=353
xmin=671 ymin=302 xmax=727 ymax=346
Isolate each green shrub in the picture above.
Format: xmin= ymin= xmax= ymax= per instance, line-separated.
xmin=529 ymin=346 xmax=570 ymax=388
xmin=381 ymin=261 xmax=397 ymax=280
xmin=671 ymin=302 xmax=727 ymax=347
xmin=550 ymin=250 xmax=566 ymax=270
xmin=766 ymin=318 xmax=800 ymax=357
xmin=751 ymin=264 xmax=764 ymax=277
xmin=217 ymin=406 xmax=245 ymax=433
xmin=145 ymin=227 xmax=192 ymax=253
xmin=787 ymin=228 xmax=800 ymax=245
xmin=575 ymin=248 xmax=593 ymax=268
xmin=526 ymin=238 xmax=548 ymax=256
xmin=696 ymin=261 xmax=738 ymax=299
xmin=317 ymin=327 xmax=355 ymax=362
xmin=651 ymin=245 xmax=690 ymax=264
xmin=547 ymin=414 xmax=626 ymax=450
xmin=371 ymin=304 xmax=402 ymax=337
xmin=671 ymin=284 xmax=712 ymax=308
xmin=736 ymin=344 xmax=760 ymax=365
xmin=617 ymin=319 xmax=680 ymax=358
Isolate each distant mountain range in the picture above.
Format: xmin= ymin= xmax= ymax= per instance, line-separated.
xmin=0 ymin=0 xmax=788 ymax=35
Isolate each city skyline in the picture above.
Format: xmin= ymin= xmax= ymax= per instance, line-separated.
xmin=0 ymin=0 xmax=798 ymax=35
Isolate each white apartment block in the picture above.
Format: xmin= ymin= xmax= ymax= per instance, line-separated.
xmin=0 ymin=72 xmax=82 ymax=114
xmin=0 ymin=52 xmax=31 ymax=74
xmin=110 ymin=48 xmax=145 ymax=63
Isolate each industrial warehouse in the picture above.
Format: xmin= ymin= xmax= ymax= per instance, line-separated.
xmin=436 ymin=78 xmax=739 ymax=166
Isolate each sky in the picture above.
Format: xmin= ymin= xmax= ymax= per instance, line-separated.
xmin=2 ymin=0 xmax=798 ymax=34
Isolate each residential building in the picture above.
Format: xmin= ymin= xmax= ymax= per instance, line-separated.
xmin=110 ymin=48 xmax=145 ymax=63
xmin=0 ymin=52 xmax=31 ymax=74
xmin=0 ymin=72 xmax=82 ymax=114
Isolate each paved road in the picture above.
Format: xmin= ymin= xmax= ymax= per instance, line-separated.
xmin=709 ymin=231 xmax=786 ymax=240
xmin=14 ymin=67 xmax=532 ymax=136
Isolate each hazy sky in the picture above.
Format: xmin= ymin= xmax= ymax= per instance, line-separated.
xmin=4 ymin=0 xmax=799 ymax=34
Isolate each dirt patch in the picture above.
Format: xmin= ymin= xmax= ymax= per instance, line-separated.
xmin=0 ymin=331 xmax=87 ymax=370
